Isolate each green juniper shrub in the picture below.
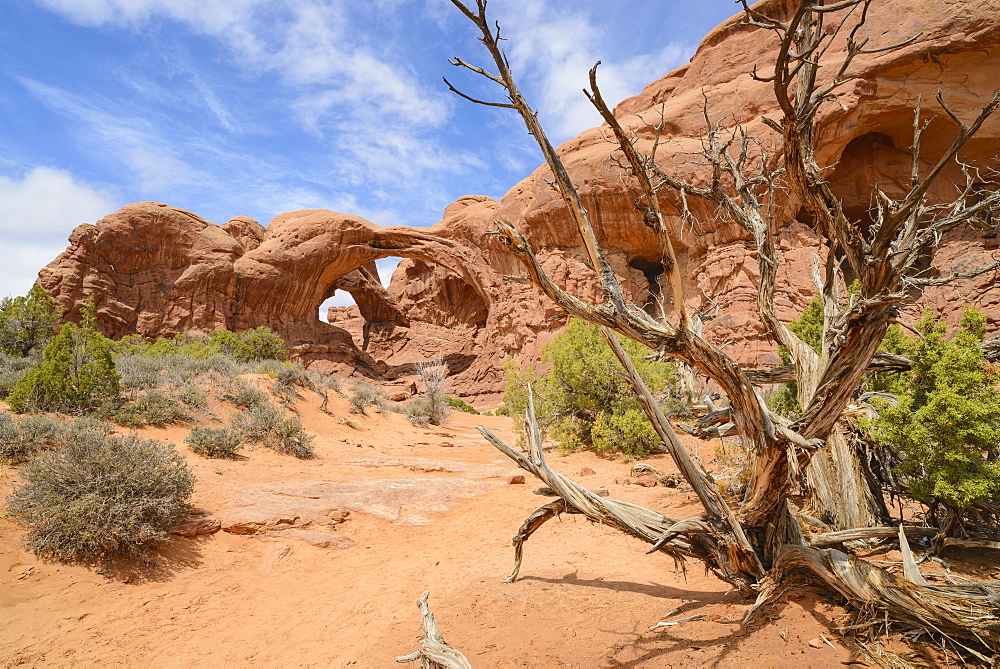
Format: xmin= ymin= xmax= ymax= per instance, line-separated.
xmin=500 ymin=318 xmax=676 ymax=457
xmin=209 ymin=327 xmax=286 ymax=363
xmin=7 ymin=302 xmax=120 ymax=414
xmin=444 ymin=396 xmax=479 ymax=415
xmin=185 ymin=426 xmax=242 ymax=459
xmin=115 ymin=328 xmax=286 ymax=366
xmin=865 ymin=309 xmax=1000 ymax=521
xmin=0 ymin=285 xmax=61 ymax=357
xmin=6 ymin=428 xmax=194 ymax=563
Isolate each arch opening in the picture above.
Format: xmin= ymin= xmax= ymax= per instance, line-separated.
xmin=315 ymin=254 xmax=488 ymax=380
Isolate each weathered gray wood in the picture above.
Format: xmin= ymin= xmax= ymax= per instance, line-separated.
xmin=396 ymin=592 xmax=472 ymax=669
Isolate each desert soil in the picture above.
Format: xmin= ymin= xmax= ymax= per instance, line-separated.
xmin=0 ymin=388 xmax=911 ymax=667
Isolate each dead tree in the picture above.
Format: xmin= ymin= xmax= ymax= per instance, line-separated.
xmin=447 ymin=0 xmax=1000 ymax=655
xmin=396 ymin=591 xmax=472 ymax=668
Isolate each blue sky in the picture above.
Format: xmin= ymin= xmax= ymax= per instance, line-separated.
xmin=0 ymin=0 xmax=740 ymax=309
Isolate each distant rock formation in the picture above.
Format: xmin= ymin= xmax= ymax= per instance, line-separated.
xmin=38 ymin=0 xmax=1000 ymax=395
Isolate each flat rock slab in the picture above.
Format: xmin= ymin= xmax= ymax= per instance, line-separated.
xmin=222 ymin=500 xmax=347 ymax=535
xmin=267 ymin=529 xmax=354 ymax=549
xmin=271 ymin=478 xmax=503 ymax=525
xmin=341 ymin=456 xmax=517 ymax=480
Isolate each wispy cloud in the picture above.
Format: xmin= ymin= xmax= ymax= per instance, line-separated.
xmin=33 ymin=0 xmax=467 ymax=201
xmin=475 ymin=0 xmax=692 ymax=140
xmin=20 ymin=78 xmax=207 ymax=192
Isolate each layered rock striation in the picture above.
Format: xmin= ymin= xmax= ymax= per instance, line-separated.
xmin=38 ymin=0 xmax=1000 ymax=395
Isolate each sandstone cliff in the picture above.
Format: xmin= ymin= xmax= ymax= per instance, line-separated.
xmin=37 ymin=0 xmax=1000 ymax=395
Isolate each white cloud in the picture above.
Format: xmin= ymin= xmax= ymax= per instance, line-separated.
xmin=488 ymin=0 xmax=691 ymax=140
xmin=33 ymin=0 xmax=265 ymax=33
xmin=0 ymin=167 xmax=117 ymax=298
xmin=34 ymin=0 xmax=459 ymax=189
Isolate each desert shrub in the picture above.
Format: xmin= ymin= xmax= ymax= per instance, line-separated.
xmin=265 ymin=416 xmax=314 ymax=458
xmin=6 ymin=430 xmax=194 ymax=562
xmin=445 ymin=396 xmax=479 ymax=414
xmin=274 ymin=362 xmax=310 ymax=387
xmin=272 ymin=380 xmax=299 ymax=407
xmin=407 ymin=398 xmax=436 ymax=427
xmin=270 ymin=363 xmax=311 ymax=406
xmin=0 ymin=285 xmax=61 ymax=357
xmin=177 ymin=385 xmax=208 ymax=409
xmin=232 ymin=400 xmax=314 ymax=458
xmin=114 ymin=353 xmax=164 ymax=396
xmin=232 ymin=401 xmax=284 ymax=441
xmin=865 ymin=309 xmax=1000 ymax=518
xmin=501 ymin=318 xmax=676 ymax=457
xmin=411 ymin=357 xmax=450 ymax=426
xmin=100 ymin=391 xmax=191 ymax=428
xmin=168 ymin=353 xmax=241 ymax=382
xmin=224 ymin=382 xmax=269 ymax=409
xmin=348 ymin=382 xmax=383 ymax=415
xmin=7 ymin=303 xmax=120 ymax=414
xmin=0 ymin=413 xmax=69 ymax=463
xmin=661 ymin=394 xmax=694 ymax=420
xmin=0 ymin=352 xmax=35 ymax=398
xmin=307 ymin=370 xmax=341 ymax=396
xmin=185 ymin=426 xmax=242 ymax=459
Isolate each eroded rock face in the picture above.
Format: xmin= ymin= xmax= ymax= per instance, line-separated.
xmin=37 ymin=0 xmax=1000 ymax=394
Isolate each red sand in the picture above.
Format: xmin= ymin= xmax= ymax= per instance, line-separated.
xmin=1 ymin=391 xmax=883 ymax=667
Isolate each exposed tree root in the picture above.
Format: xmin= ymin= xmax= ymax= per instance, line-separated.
xmin=750 ymin=541 xmax=1000 ymax=659
xmin=396 ymin=591 xmax=472 ymax=668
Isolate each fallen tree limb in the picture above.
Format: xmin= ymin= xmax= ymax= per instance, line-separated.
xmin=809 ymin=526 xmax=938 ymax=547
xmin=477 ymin=390 xmax=761 ymax=588
xmin=396 ymin=591 xmax=472 ymax=668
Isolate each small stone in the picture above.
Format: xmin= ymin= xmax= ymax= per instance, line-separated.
xmin=807 ymin=637 xmax=824 ymax=649
xmin=635 ymin=475 xmax=658 ymax=488
xmin=508 ymin=475 xmax=526 ymax=484
xmin=389 ymin=392 xmax=408 ymax=402
xmin=329 ymin=509 xmax=351 ymax=524
xmin=579 ymin=467 xmax=596 ymax=476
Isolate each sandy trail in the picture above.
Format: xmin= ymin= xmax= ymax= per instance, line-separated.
xmin=2 ymin=393 xmax=856 ymax=667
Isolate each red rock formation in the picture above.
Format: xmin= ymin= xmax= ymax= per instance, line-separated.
xmin=37 ymin=0 xmax=1000 ymax=394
